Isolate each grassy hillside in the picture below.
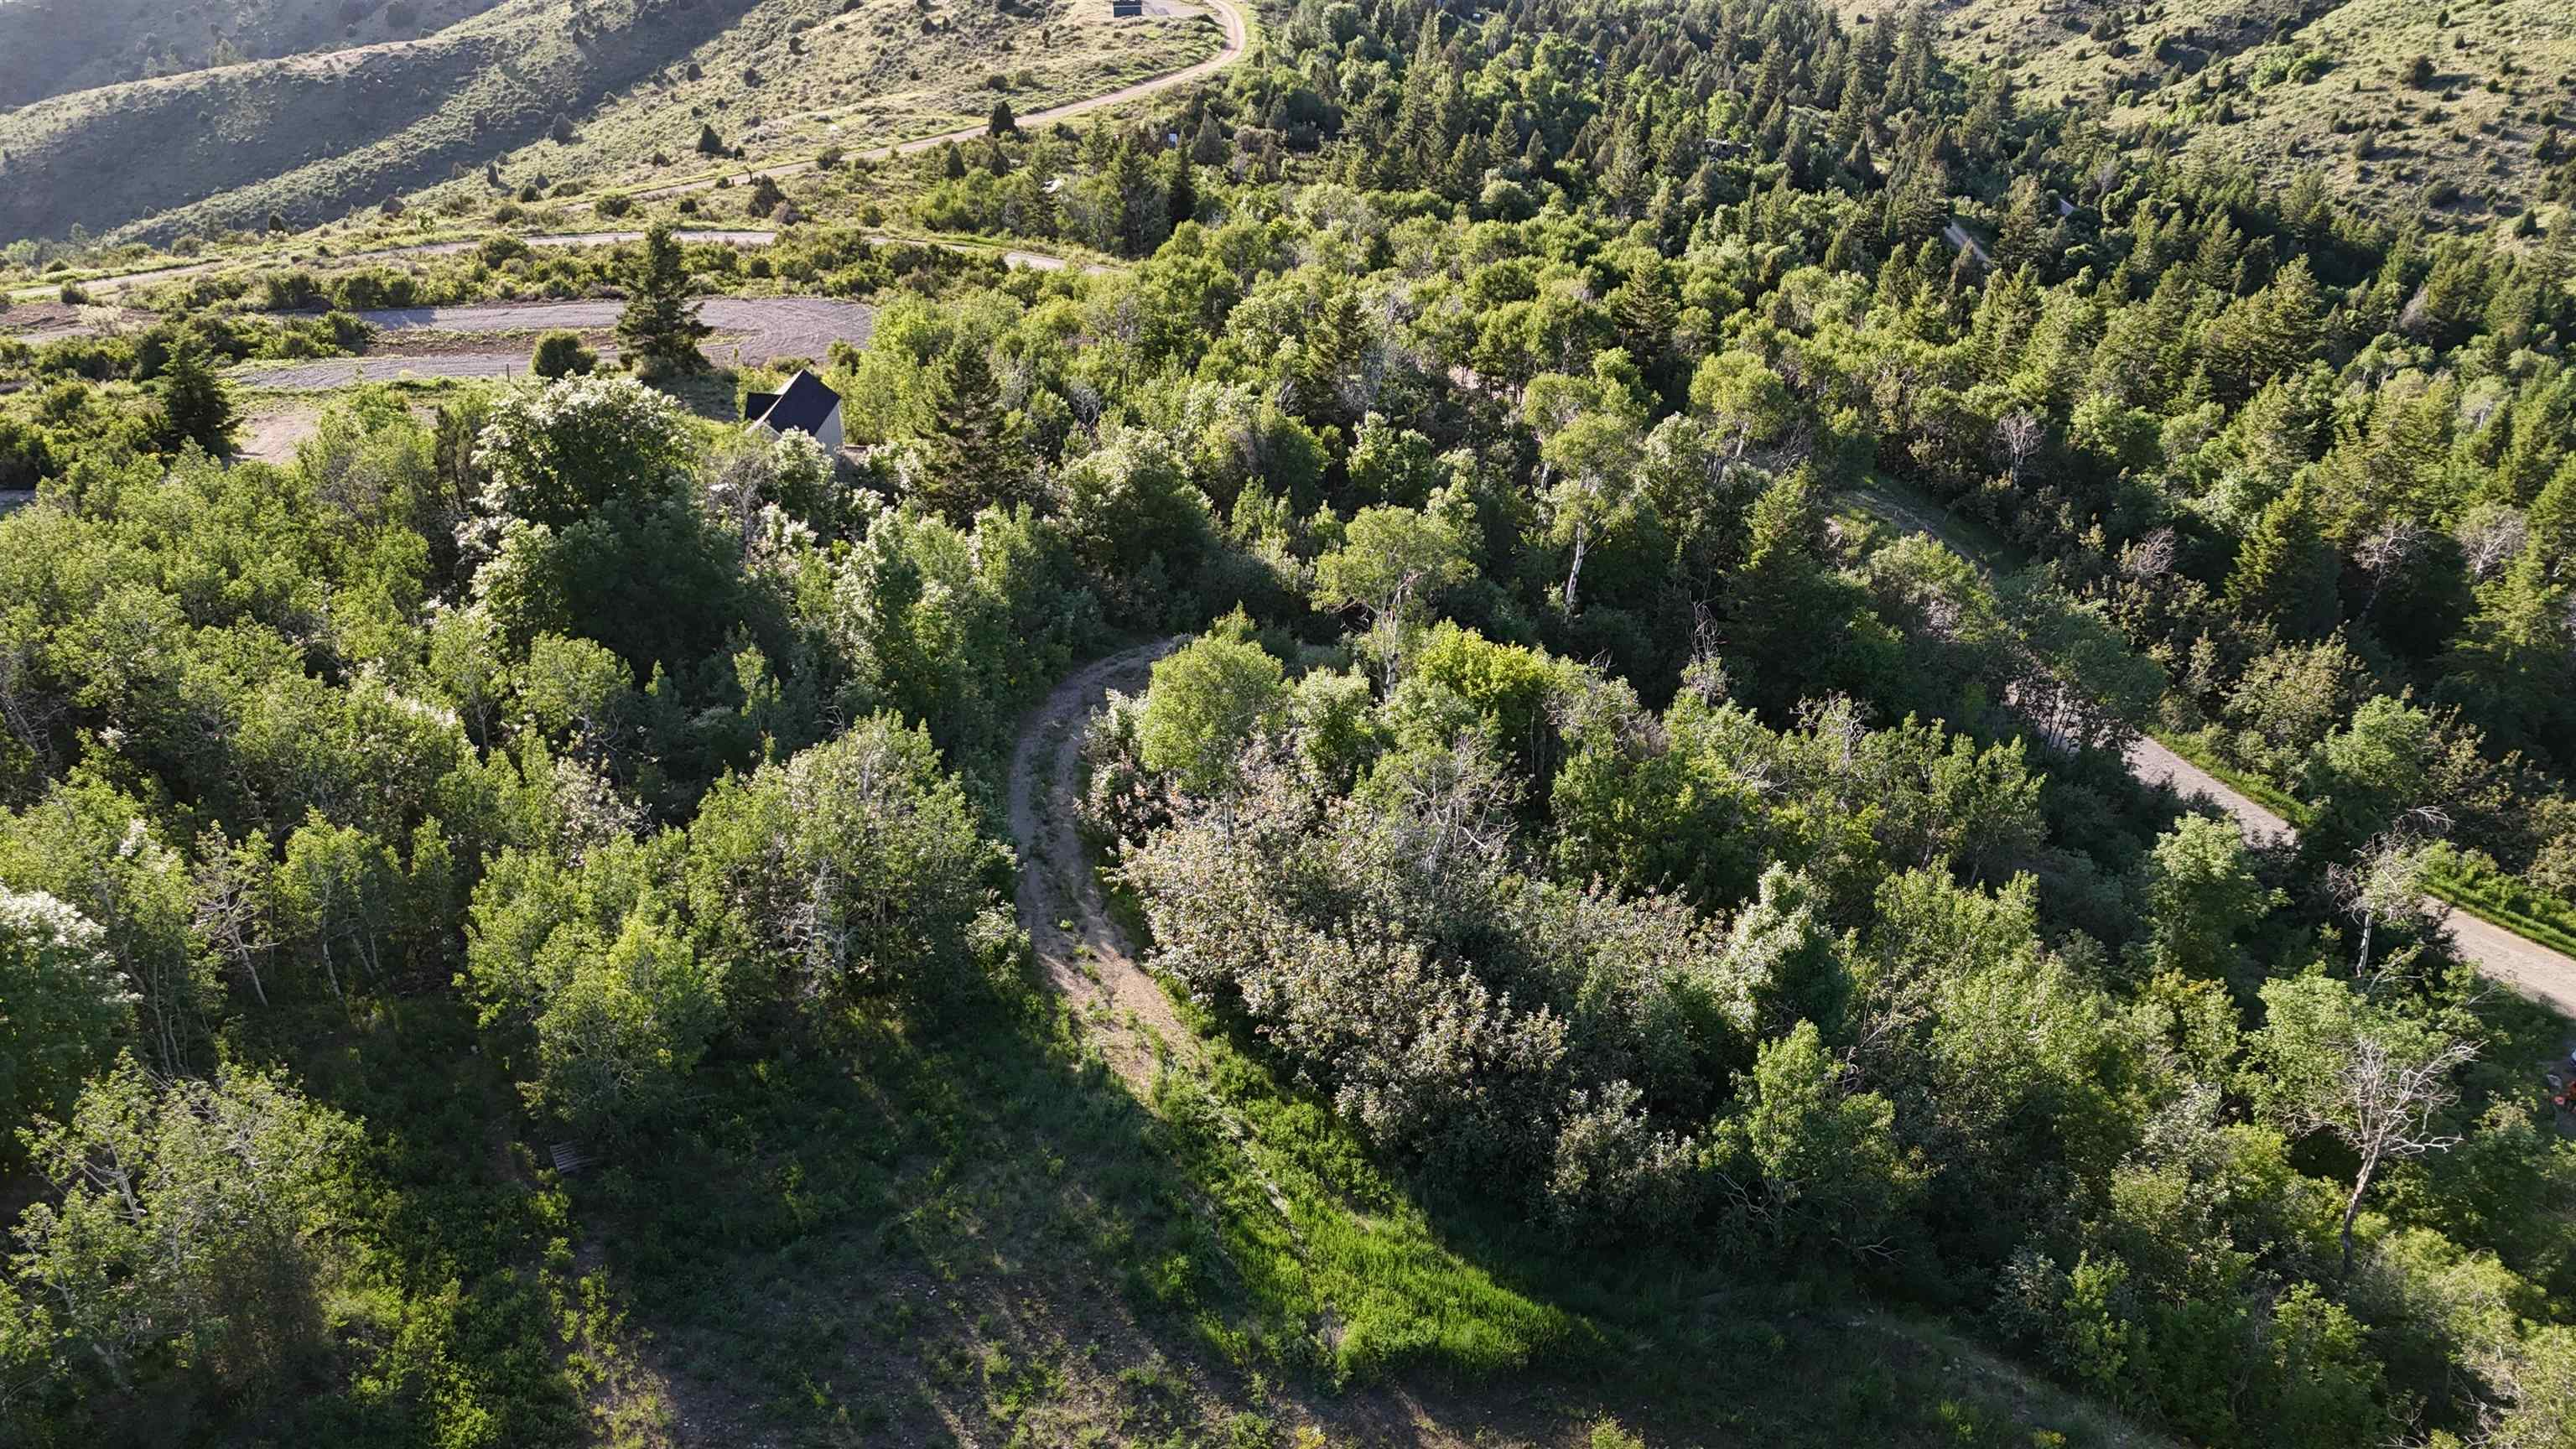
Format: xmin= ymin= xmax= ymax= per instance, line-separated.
xmin=1896 ymin=0 xmax=2576 ymax=221
xmin=418 ymin=0 xmax=1223 ymax=208
xmin=0 ymin=0 xmax=756 ymax=244
xmin=0 ymin=0 xmax=510 ymax=110
xmin=0 ymin=0 xmax=1218 ymax=247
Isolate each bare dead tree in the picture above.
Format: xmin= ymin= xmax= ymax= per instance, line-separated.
xmin=2328 ymin=809 xmax=2450 ymax=980
xmin=190 ymin=833 xmax=275 ymax=1009
xmin=2355 ymin=516 xmax=2429 ymax=618
xmin=2120 ymin=525 xmax=2179 ymax=583
xmin=2303 ymin=1028 xmax=2476 ymax=1275
xmin=1994 ymin=409 xmax=2045 ymax=484
xmin=2454 ymin=503 xmax=2529 ymax=582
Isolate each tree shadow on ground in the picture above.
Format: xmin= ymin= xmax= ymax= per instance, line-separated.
xmin=564 ymin=961 xmax=2162 ymax=1449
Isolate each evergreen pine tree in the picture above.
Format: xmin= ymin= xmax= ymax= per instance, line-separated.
xmin=1445 ymin=131 xmax=1488 ymax=200
xmin=1729 ymin=475 xmax=1840 ymax=712
xmin=1166 ymin=147 xmax=1197 ymax=229
xmin=158 ymin=336 xmax=236 ymax=457
xmin=1843 ymin=132 xmax=1876 ymax=186
xmin=1190 ymin=109 xmax=1228 ymax=165
xmin=2225 ymin=479 xmax=2342 ymax=636
xmin=615 ymin=224 xmax=710 ymax=377
xmin=989 ymin=100 xmax=1017 ymax=137
xmin=1823 ymin=213 xmax=1870 ymax=273
xmin=1828 ymin=60 xmax=1870 ymax=151
xmin=1105 ymin=143 xmax=1165 ymax=256
xmin=918 ymin=338 xmax=1022 ymax=519
xmin=1293 ymin=286 xmax=1370 ymax=434
xmin=1486 ymin=109 xmax=1520 ymax=172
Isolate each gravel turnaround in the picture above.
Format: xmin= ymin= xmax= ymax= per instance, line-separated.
xmin=232 ymin=295 xmax=874 ymax=390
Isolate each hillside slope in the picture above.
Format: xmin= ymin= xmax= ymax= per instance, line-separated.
xmin=0 ymin=0 xmax=771 ymax=244
xmin=0 ymin=0 xmax=509 ymax=110
xmin=414 ymin=0 xmax=1222 ymax=209
xmin=1904 ymin=0 xmax=2576 ymax=221
xmin=0 ymin=0 xmax=1218 ymax=247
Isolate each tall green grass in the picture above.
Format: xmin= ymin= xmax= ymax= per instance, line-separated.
xmin=1150 ymin=1038 xmax=1593 ymax=1384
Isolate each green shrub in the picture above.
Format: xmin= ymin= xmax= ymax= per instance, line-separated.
xmin=529 ymin=330 xmax=600 ymax=380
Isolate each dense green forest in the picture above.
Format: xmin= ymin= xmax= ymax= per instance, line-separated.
xmin=6 ymin=0 xmax=2576 ymax=1444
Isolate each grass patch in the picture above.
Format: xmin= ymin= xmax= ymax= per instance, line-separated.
xmin=2425 ymin=851 xmax=2576 ymax=960
xmin=1150 ymin=1029 xmax=1596 ymax=1384
xmin=2150 ymin=729 xmax=2314 ymax=826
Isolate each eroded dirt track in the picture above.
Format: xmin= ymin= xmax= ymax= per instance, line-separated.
xmin=1003 ymin=637 xmax=1189 ymax=1090
xmin=631 ymin=0 xmax=1250 ymax=201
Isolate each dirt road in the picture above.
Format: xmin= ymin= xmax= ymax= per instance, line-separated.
xmin=4 ymin=0 xmax=1241 ymax=306
xmin=1004 ymin=637 xmax=1191 ymax=1090
xmin=11 ymin=227 xmax=1105 ymax=312
xmin=1842 ymin=484 xmax=2576 ymax=1015
xmin=496 ymin=230 xmax=1097 ymax=272
xmin=2130 ymin=737 xmax=2576 ymax=1012
xmin=230 ymin=294 xmax=874 ymax=389
xmin=631 ymin=0 xmax=1251 ymax=203
xmin=3 ymin=228 xmax=784 ymax=304
xmin=353 ymin=296 xmax=875 ymax=356
xmin=2124 ymin=736 xmax=2296 ymax=849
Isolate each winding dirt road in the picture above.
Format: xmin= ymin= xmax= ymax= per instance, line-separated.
xmin=2125 ymin=737 xmax=2296 ymax=849
xmin=631 ymin=0 xmax=1250 ymax=203
xmin=6 ymin=226 xmax=1101 ymax=309
xmin=1004 ymin=637 xmax=1192 ymax=1090
xmin=6 ymin=0 xmax=1242 ymax=305
xmin=1841 ymin=480 xmax=2576 ymax=1015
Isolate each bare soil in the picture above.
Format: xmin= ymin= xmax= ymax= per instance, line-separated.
xmin=1005 ymin=636 xmax=1192 ymax=1090
xmin=229 ymin=295 xmax=872 ymax=389
xmin=233 ymin=400 xmax=328 ymax=465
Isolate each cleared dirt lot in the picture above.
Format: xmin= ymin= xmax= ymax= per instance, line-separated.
xmin=231 ymin=295 xmax=875 ymax=390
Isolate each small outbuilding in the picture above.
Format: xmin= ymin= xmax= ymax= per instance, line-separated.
xmin=743 ymin=369 xmax=844 ymax=453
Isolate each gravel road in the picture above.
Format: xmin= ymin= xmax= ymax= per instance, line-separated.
xmin=1842 ymin=482 xmax=2576 ymax=1015
xmin=2130 ymin=735 xmax=2576 ymax=1011
xmin=231 ymin=353 xmax=542 ymax=388
xmin=2 ymin=0 xmax=1233 ymax=309
xmin=231 ymin=294 xmax=874 ymax=389
xmin=2125 ymin=737 xmax=2297 ymax=849
xmin=631 ymin=0 xmax=1250 ymax=202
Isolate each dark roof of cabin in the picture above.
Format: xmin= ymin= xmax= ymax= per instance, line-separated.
xmin=750 ymin=370 xmax=840 ymax=434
